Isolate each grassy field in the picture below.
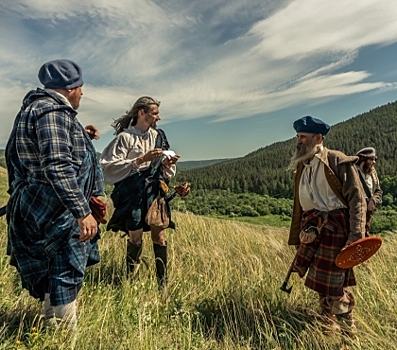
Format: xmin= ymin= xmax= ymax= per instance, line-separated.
xmin=1 ymin=171 xmax=397 ymax=349
xmin=211 ymin=214 xmax=292 ymax=228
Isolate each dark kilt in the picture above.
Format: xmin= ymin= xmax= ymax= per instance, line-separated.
xmin=107 ymin=170 xmax=175 ymax=234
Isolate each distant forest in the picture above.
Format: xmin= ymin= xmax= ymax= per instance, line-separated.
xmin=2 ymin=101 xmax=397 ymax=200
xmin=176 ymin=101 xmax=397 ymax=199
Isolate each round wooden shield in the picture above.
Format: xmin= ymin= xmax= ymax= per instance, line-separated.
xmin=335 ymin=236 xmax=382 ymax=269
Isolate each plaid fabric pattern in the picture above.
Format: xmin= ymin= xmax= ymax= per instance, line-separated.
xmin=6 ymin=88 xmax=104 ymax=305
xmin=107 ymin=129 xmax=175 ymax=234
xmin=294 ymin=208 xmax=356 ymax=297
xmin=48 ymin=235 xmax=99 ymax=306
xmin=7 ymin=88 xmax=103 ymax=217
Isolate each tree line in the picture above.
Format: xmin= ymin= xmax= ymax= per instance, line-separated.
xmin=175 ymin=101 xmax=397 ymax=199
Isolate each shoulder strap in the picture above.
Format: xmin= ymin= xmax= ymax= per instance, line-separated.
xmin=357 ymin=171 xmax=372 ymax=199
xmin=155 ymin=128 xmax=170 ymax=150
xmin=323 ymin=163 xmax=349 ymax=208
xmin=147 ymin=129 xmax=170 ymax=177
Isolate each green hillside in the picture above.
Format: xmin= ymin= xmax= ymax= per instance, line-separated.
xmin=2 ymin=99 xmax=397 ymax=196
xmin=176 ymin=101 xmax=397 ymax=198
xmin=3 ymin=100 xmax=397 ymax=230
xmin=1 ymin=168 xmax=397 ymax=349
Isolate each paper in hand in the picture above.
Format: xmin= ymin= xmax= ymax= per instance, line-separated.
xmin=162 ymin=150 xmax=176 ymax=159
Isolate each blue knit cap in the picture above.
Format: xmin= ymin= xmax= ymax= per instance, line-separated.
xmin=38 ymin=59 xmax=83 ymax=89
xmin=293 ymin=116 xmax=330 ymax=135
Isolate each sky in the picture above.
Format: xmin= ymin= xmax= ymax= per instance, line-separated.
xmin=1 ymin=0 xmax=397 ymax=161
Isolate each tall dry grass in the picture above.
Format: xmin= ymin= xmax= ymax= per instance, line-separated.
xmin=0 ymin=177 xmax=397 ymax=349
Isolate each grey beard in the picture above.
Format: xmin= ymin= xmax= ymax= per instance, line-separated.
xmin=289 ymin=144 xmax=321 ymax=170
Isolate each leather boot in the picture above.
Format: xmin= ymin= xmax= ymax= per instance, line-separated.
xmin=319 ymin=295 xmax=341 ymax=334
xmin=126 ymin=241 xmax=143 ymax=277
xmin=153 ymin=243 xmax=167 ymax=287
xmin=337 ymin=311 xmax=357 ymax=338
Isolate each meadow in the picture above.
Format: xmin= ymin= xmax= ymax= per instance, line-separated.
xmin=1 ymin=170 xmax=397 ymax=349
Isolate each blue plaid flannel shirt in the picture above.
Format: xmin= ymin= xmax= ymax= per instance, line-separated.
xmin=6 ymin=88 xmax=104 ymax=305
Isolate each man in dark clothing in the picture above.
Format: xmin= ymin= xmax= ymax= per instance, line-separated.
xmin=5 ymin=59 xmax=104 ymax=329
xmin=100 ymin=96 xmax=180 ymax=287
xmin=355 ymin=147 xmax=383 ymax=235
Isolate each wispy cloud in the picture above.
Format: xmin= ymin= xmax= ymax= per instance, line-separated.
xmin=1 ymin=0 xmax=397 ymax=150
xmin=249 ymin=0 xmax=397 ymax=59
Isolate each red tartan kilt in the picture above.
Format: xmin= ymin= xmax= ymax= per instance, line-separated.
xmin=294 ymin=209 xmax=356 ymax=297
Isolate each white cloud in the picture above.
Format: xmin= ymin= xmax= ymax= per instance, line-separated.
xmin=213 ymin=71 xmax=385 ymax=122
xmin=1 ymin=0 xmax=397 ymax=151
xmin=0 ymin=80 xmax=35 ymax=145
xmin=249 ymin=0 xmax=397 ymax=60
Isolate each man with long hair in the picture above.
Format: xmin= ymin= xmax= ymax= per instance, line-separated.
xmin=100 ymin=96 xmax=180 ymax=287
xmin=355 ymin=147 xmax=382 ymax=235
xmin=288 ymin=116 xmax=367 ymax=336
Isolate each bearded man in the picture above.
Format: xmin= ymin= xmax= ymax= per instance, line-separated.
xmin=355 ymin=147 xmax=382 ymax=235
xmin=288 ymin=116 xmax=367 ymax=335
xmin=100 ymin=96 xmax=180 ymax=288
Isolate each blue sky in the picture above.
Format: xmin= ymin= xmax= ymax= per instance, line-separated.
xmin=1 ymin=0 xmax=397 ymax=161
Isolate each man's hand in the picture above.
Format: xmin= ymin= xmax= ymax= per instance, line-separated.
xmin=367 ymin=199 xmax=375 ymax=211
xmin=137 ymin=148 xmax=163 ymax=164
xmin=174 ymin=182 xmax=190 ymax=197
xmin=77 ymin=214 xmax=98 ymax=241
xmin=85 ymin=125 xmax=100 ymax=140
xmin=163 ymin=154 xmax=180 ymax=168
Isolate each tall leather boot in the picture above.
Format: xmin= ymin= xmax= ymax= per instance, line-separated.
xmin=127 ymin=241 xmax=143 ymax=277
xmin=153 ymin=243 xmax=167 ymax=288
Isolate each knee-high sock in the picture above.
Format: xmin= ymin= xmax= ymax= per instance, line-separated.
xmin=53 ymin=300 xmax=78 ymax=329
xmin=42 ymin=293 xmax=55 ymax=319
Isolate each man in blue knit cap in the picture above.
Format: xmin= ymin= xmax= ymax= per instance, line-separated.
xmin=288 ymin=116 xmax=366 ymax=336
xmin=5 ymin=59 xmax=104 ymax=330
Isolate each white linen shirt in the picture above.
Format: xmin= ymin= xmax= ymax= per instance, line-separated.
xmin=299 ymin=154 xmax=346 ymax=212
xmin=100 ymin=126 xmax=176 ymax=184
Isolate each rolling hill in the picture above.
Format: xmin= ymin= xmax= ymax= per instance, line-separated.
xmin=176 ymin=101 xmax=397 ymax=198
xmin=2 ymin=99 xmax=397 ymax=199
xmin=0 ymin=168 xmax=396 ymax=349
xmin=176 ymin=158 xmax=232 ymax=171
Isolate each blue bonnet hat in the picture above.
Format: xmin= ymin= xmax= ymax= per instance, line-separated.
xmin=38 ymin=59 xmax=83 ymax=89
xmin=293 ymin=116 xmax=330 ymax=136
